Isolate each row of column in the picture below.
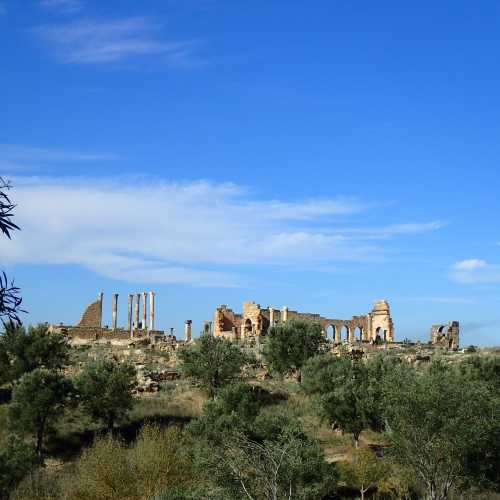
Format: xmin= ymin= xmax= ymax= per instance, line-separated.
xmin=269 ymin=306 xmax=288 ymax=325
xmin=110 ymin=291 xmax=155 ymax=331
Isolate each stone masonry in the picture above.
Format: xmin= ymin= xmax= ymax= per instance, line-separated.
xmin=214 ymin=299 xmax=395 ymax=344
xmin=430 ymin=321 xmax=460 ymax=350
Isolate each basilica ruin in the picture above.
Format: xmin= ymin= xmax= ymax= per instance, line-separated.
xmin=430 ymin=321 xmax=460 ymax=350
xmin=214 ymin=300 xmax=395 ymax=344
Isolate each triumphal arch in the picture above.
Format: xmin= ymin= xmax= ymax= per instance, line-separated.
xmin=214 ymin=300 xmax=394 ymax=344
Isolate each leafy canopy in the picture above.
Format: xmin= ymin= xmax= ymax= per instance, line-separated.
xmin=263 ymin=319 xmax=326 ymax=381
xmin=0 ymin=322 xmax=71 ymax=383
xmin=302 ymin=354 xmax=386 ymax=444
xmin=383 ymin=361 xmax=500 ymax=499
xmin=178 ymin=334 xmax=249 ymax=398
xmin=75 ymin=358 xmax=136 ymax=430
xmin=9 ymin=368 xmax=74 ymax=462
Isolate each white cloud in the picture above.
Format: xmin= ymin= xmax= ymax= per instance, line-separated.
xmin=34 ymin=17 xmax=201 ymax=65
xmin=340 ymin=221 xmax=445 ymax=239
xmin=451 ymin=259 xmax=500 ymax=284
xmin=39 ymin=0 xmax=83 ymax=13
xmin=0 ymin=144 xmax=118 ymax=163
xmin=0 ymin=176 xmax=442 ymax=287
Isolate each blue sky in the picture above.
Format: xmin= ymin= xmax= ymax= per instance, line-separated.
xmin=1 ymin=0 xmax=499 ymax=345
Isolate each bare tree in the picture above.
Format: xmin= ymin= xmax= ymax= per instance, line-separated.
xmin=0 ymin=177 xmax=24 ymax=325
xmin=221 ymin=434 xmax=300 ymax=500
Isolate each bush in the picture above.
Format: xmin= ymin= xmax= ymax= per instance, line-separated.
xmin=0 ymin=435 xmax=38 ymax=498
xmin=65 ymin=435 xmax=134 ymax=500
xmin=130 ymin=425 xmax=194 ymax=499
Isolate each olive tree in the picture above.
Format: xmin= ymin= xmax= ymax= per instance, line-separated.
xmin=383 ymin=362 xmax=499 ymax=500
xmin=75 ymin=359 xmax=136 ymax=431
xmin=9 ymin=368 xmax=73 ymax=462
xmin=263 ymin=320 xmax=326 ymax=382
xmin=178 ymin=334 xmax=249 ymax=398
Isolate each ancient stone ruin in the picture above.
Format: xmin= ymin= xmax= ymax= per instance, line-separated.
xmin=214 ymin=299 xmax=395 ymax=344
xmin=430 ymin=321 xmax=460 ymax=350
xmin=52 ymin=291 xmax=165 ymax=343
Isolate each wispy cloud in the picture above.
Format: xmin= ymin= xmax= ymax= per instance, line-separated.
xmin=0 ymin=144 xmax=118 ymax=162
xmin=340 ymin=221 xmax=445 ymax=239
xmin=0 ymin=2 xmax=6 ymax=15
xmin=0 ymin=144 xmax=118 ymax=172
xmin=39 ymin=0 xmax=83 ymax=14
xmin=34 ymin=17 xmax=201 ymax=66
xmin=0 ymin=175 xmax=442 ymax=287
xmin=451 ymin=259 xmax=500 ymax=284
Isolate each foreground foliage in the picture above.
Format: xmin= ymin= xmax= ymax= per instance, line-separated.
xmin=75 ymin=358 xmax=136 ymax=431
xmin=264 ymin=320 xmax=326 ymax=382
xmin=178 ymin=334 xmax=250 ymax=398
xmin=0 ymin=323 xmax=70 ymax=384
xmin=383 ymin=361 xmax=500 ymax=500
xmin=8 ymin=368 xmax=73 ymax=463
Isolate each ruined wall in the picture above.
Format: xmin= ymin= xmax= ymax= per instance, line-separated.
xmin=430 ymin=321 xmax=459 ymax=350
xmin=214 ymin=299 xmax=394 ymax=344
xmin=76 ymin=296 xmax=102 ymax=328
xmin=369 ymin=300 xmax=394 ymax=342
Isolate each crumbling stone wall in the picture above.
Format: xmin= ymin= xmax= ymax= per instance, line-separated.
xmin=76 ymin=295 xmax=102 ymax=328
xmin=430 ymin=321 xmax=459 ymax=350
xmin=214 ymin=299 xmax=395 ymax=344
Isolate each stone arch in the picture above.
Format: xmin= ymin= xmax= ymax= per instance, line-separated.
xmin=244 ymin=318 xmax=253 ymax=337
xmin=341 ymin=325 xmax=350 ymax=342
xmin=326 ymin=324 xmax=336 ymax=341
xmin=375 ymin=326 xmax=386 ymax=343
xmin=354 ymin=326 xmax=363 ymax=342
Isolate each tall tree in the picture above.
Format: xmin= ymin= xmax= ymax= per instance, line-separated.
xmin=263 ymin=320 xmax=326 ymax=382
xmin=383 ymin=362 xmax=499 ymax=500
xmin=0 ymin=177 xmax=23 ymax=325
xmin=0 ymin=322 xmax=71 ymax=383
xmin=178 ymin=334 xmax=249 ymax=399
xmin=75 ymin=359 xmax=136 ymax=431
xmin=9 ymin=368 xmax=73 ymax=463
xmin=302 ymin=355 xmax=384 ymax=446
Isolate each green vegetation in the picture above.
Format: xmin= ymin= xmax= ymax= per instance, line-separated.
xmin=0 ymin=323 xmax=70 ymax=384
xmin=302 ymin=355 xmax=385 ymax=446
xmin=0 ymin=325 xmax=499 ymax=499
xmin=8 ymin=368 xmax=74 ymax=463
xmin=263 ymin=319 xmax=326 ymax=382
xmin=75 ymin=358 xmax=136 ymax=431
xmin=177 ymin=333 xmax=251 ymax=398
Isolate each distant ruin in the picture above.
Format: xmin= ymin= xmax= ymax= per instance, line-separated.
xmin=214 ymin=300 xmax=395 ymax=344
xmin=51 ymin=291 xmax=167 ymax=343
xmin=430 ymin=321 xmax=460 ymax=350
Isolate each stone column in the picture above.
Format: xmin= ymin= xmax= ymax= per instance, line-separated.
xmin=348 ymin=327 xmax=354 ymax=343
xmin=282 ymin=306 xmax=288 ymax=322
xmin=142 ymin=292 xmax=147 ymax=330
xmin=111 ymin=293 xmax=118 ymax=330
xmin=128 ymin=295 xmax=134 ymax=338
xmin=149 ymin=291 xmax=155 ymax=331
xmin=98 ymin=292 xmax=104 ymax=328
xmin=269 ymin=307 xmax=274 ymax=327
xmin=127 ymin=294 xmax=133 ymax=331
xmin=134 ymin=293 xmax=140 ymax=330
xmin=184 ymin=320 xmax=192 ymax=342
xmin=335 ymin=326 xmax=341 ymax=344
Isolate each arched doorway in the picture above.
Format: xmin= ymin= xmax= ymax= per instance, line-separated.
xmin=244 ymin=319 xmax=253 ymax=337
xmin=354 ymin=326 xmax=362 ymax=342
xmin=375 ymin=327 xmax=386 ymax=343
xmin=341 ymin=325 xmax=350 ymax=342
xmin=326 ymin=324 xmax=336 ymax=341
